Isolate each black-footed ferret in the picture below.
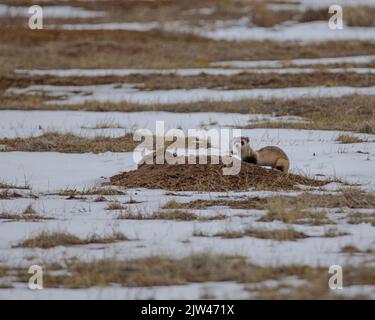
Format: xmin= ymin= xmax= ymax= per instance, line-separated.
xmin=231 ymin=136 xmax=290 ymax=173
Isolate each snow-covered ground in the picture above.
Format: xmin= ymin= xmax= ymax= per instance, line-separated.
xmin=270 ymin=0 xmax=375 ymax=11
xmin=180 ymin=20 xmax=375 ymax=43
xmin=54 ymin=21 xmax=159 ymax=31
xmin=0 ymin=114 xmax=374 ymax=274
xmin=0 ymin=281 xmax=249 ymax=300
xmin=1 ymin=1 xmax=375 ymax=300
xmin=52 ymin=19 xmax=375 ymax=43
xmin=16 ymin=67 xmax=375 ymax=77
xmin=1 ymin=104 xmax=374 ymax=293
xmin=0 ymin=110 xmax=257 ymax=138
xmin=211 ymin=55 xmax=375 ymax=68
xmin=0 ymin=4 xmax=106 ymax=18
xmin=8 ymin=83 xmax=375 ymax=105
xmin=1 ymin=120 xmax=374 ymax=192
xmin=299 ymin=0 xmax=375 ymax=10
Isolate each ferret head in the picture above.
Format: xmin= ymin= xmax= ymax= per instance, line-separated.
xmin=230 ymin=136 xmax=250 ymax=157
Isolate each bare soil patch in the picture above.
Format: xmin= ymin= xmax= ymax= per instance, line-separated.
xmin=109 ymin=157 xmax=329 ymax=192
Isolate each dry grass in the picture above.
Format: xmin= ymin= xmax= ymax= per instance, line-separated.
xmin=341 ymin=245 xmax=374 ymax=254
xmin=213 ymin=227 xmax=308 ymax=241
xmin=347 ymin=212 xmax=375 ymax=226
xmin=110 ymin=158 xmax=330 ymax=192
xmin=13 ymin=232 xmax=87 ymax=248
xmin=13 ymin=231 xmax=129 ymax=249
xmin=54 ymin=187 xmax=125 ymax=197
xmin=0 ymin=0 xmax=247 ymax=26
xmin=5 ymin=71 xmax=375 ymax=92
xmin=0 ymin=190 xmax=22 ymax=199
xmin=260 ymin=190 xmax=375 ymax=227
xmin=0 ymin=205 xmax=53 ymax=222
xmin=81 ymin=119 xmax=126 ymax=130
xmin=0 ymin=132 xmax=207 ymax=153
xmin=117 ymin=209 xmax=226 ymax=221
xmin=323 ymin=227 xmax=350 ymax=238
xmin=234 ymin=95 xmax=375 ymax=134
xmin=2 ymin=94 xmax=374 ymax=134
xmin=249 ymin=1 xmax=297 ymax=27
xmin=1 ymin=26 xmax=375 ymax=73
xmin=94 ymin=196 xmax=107 ymax=202
xmin=260 ymin=208 xmax=334 ymax=226
xmin=166 ymin=189 xmax=375 ymax=212
xmin=346 ymin=6 xmax=375 ymax=27
xmin=0 ymin=252 xmax=372 ymax=298
xmin=105 ymin=202 xmax=126 ymax=211
xmin=165 ymin=189 xmax=375 ymax=226
xmin=335 ymin=134 xmax=371 ymax=144
xmin=341 ymin=245 xmax=362 ymax=254
xmin=2 ymin=0 xmax=374 ymax=29
xmin=0 ymin=132 xmax=137 ymax=153
xmin=164 ymin=197 xmax=267 ymax=210
xmin=32 ymin=254 xmax=328 ymax=289
xmin=0 ymin=182 xmax=30 ymax=189
xmin=251 ymin=4 xmax=375 ymax=28
xmin=284 ymin=189 xmax=375 ymax=210
xmin=133 ymin=72 xmax=375 ymax=90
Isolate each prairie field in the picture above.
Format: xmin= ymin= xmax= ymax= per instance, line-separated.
xmin=0 ymin=0 xmax=374 ymax=300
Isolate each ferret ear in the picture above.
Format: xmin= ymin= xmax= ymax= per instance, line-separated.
xmin=244 ymin=137 xmax=250 ymax=143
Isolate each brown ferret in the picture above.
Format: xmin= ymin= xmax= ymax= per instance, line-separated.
xmin=231 ymin=136 xmax=290 ymax=173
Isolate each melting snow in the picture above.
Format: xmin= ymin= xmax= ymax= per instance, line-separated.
xmin=8 ymin=83 xmax=375 ymax=105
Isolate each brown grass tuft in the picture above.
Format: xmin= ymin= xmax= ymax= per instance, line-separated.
xmin=163 ymin=197 xmax=268 ymax=210
xmin=37 ymin=254 xmax=325 ymax=289
xmin=0 ymin=190 xmax=22 ymax=199
xmin=54 ymin=188 xmax=125 ymax=197
xmin=323 ymin=227 xmax=350 ymax=238
xmin=13 ymin=231 xmax=129 ymax=249
xmin=214 ymin=227 xmax=308 ymax=241
xmin=105 ymin=202 xmax=126 ymax=211
xmin=118 ymin=209 xmax=226 ymax=221
xmin=0 ymin=132 xmax=136 ymax=153
xmin=0 ymin=182 xmax=30 ymax=190
xmin=335 ymin=134 xmax=370 ymax=144
xmin=347 ymin=212 xmax=375 ymax=226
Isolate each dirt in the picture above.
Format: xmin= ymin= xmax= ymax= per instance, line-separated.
xmin=109 ymin=157 xmax=329 ymax=191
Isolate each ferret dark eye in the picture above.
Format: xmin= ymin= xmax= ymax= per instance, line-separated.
xmin=241 ymin=141 xmax=244 ymax=146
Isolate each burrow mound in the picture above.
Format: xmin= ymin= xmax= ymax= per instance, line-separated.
xmin=110 ymin=157 xmax=328 ymax=192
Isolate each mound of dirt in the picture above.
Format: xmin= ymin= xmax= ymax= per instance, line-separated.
xmin=109 ymin=157 xmax=329 ymax=192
